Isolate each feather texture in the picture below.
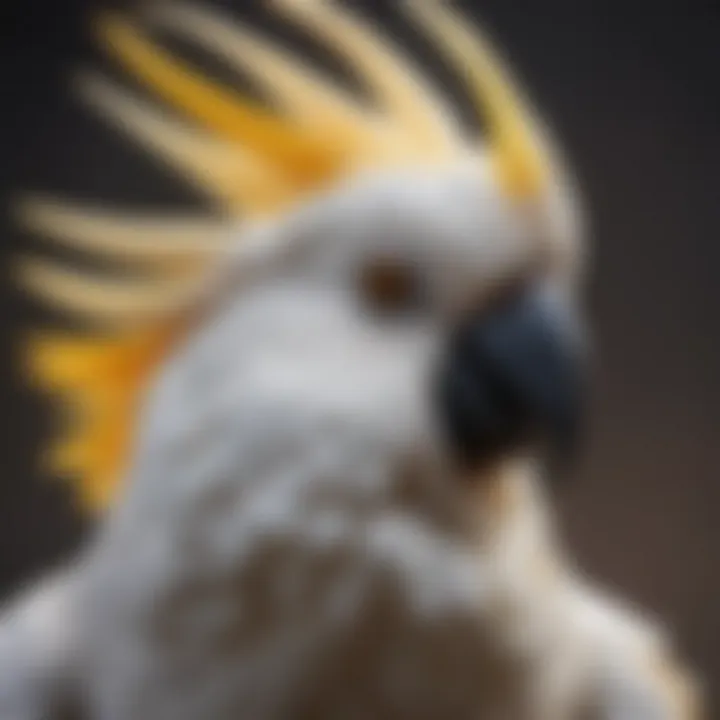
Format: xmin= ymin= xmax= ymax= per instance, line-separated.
xmin=16 ymin=0 xmax=554 ymax=512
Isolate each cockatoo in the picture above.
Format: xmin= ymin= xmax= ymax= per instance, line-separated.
xmin=1 ymin=1 xmax=700 ymax=718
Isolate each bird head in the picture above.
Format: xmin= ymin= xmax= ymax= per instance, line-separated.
xmin=17 ymin=0 xmax=586 ymax=515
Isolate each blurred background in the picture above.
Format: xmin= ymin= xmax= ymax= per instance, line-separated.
xmin=1 ymin=0 xmax=718 ymax=711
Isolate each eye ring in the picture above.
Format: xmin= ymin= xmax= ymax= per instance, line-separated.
xmin=358 ymin=256 xmax=428 ymax=318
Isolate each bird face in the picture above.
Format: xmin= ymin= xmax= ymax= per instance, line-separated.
xmin=198 ymin=154 xmax=586 ymax=487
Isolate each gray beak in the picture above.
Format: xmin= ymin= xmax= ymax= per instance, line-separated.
xmin=436 ymin=284 xmax=587 ymax=474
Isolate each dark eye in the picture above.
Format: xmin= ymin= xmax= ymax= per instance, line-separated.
xmin=358 ymin=257 xmax=427 ymax=317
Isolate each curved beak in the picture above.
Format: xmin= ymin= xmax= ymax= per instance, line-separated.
xmin=436 ymin=283 xmax=587 ymax=474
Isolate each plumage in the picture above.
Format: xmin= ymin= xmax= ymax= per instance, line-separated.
xmin=17 ymin=0 xmax=552 ymax=512
xmin=4 ymin=2 xmax=698 ymax=718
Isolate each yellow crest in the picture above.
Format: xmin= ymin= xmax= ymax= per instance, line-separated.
xmin=15 ymin=0 xmax=555 ymax=513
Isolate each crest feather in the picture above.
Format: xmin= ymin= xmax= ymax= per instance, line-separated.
xmin=150 ymin=2 xmax=393 ymax=158
xmin=404 ymin=0 xmax=552 ymax=198
xmin=26 ymin=326 xmax=180 ymax=510
xmin=76 ymin=73 xmax=292 ymax=212
xmin=16 ymin=198 xmax=230 ymax=266
xmin=273 ymin=0 xmax=463 ymax=157
xmin=17 ymin=258 xmax=206 ymax=325
xmin=96 ymin=13 xmax=344 ymax=187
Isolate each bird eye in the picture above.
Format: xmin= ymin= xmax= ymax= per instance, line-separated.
xmin=358 ymin=257 xmax=427 ymax=317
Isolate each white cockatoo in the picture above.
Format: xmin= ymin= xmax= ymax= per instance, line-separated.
xmin=1 ymin=1 xmax=699 ymax=718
